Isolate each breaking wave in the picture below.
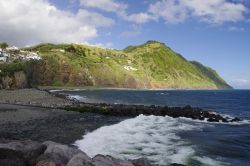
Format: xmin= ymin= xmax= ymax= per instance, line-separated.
xmin=75 ymin=115 xmax=228 ymax=165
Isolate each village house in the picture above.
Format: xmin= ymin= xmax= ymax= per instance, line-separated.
xmin=6 ymin=46 xmax=19 ymax=51
xmin=0 ymin=46 xmax=41 ymax=63
xmin=0 ymin=48 xmax=10 ymax=62
xmin=26 ymin=52 xmax=41 ymax=60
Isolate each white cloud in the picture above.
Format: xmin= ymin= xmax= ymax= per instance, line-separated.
xmin=80 ymin=0 xmax=155 ymax=24
xmin=149 ymin=0 xmax=188 ymax=23
xmin=80 ymin=0 xmax=247 ymax=25
xmin=122 ymin=12 xmax=157 ymax=24
xmin=230 ymin=78 xmax=250 ymax=89
xmin=0 ymin=0 xmax=114 ymax=46
xmin=79 ymin=0 xmax=127 ymax=13
xmin=76 ymin=9 xmax=114 ymax=27
xmin=228 ymin=26 xmax=245 ymax=32
xmin=149 ymin=0 xmax=248 ymax=24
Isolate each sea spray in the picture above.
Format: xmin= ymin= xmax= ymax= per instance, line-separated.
xmin=75 ymin=115 xmax=226 ymax=165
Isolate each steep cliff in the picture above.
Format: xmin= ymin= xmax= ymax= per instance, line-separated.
xmin=0 ymin=41 xmax=231 ymax=89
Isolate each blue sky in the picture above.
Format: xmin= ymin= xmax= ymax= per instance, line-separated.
xmin=0 ymin=0 xmax=249 ymax=88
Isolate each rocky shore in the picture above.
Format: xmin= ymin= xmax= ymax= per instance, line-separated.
xmin=0 ymin=88 xmax=242 ymax=124
xmin=0 ymin=140 xmax=185 ymax=166
xmin=0 ymin=89 xmax=73 ymax=108
xmin=65 ymin=103 xmax=241 ymax=123
xmin=0 ymin=88 xmax=243 ymax=166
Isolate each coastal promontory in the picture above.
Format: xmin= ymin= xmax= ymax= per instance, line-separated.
xmin=0 ymin=41 xmax=231 ymax=90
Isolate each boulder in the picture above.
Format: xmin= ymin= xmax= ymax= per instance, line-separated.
xmin=36 ymin=159 xmax=56 ymax=166
xmin=230 ymin=117 xmax=241 ymax=122
xmin=66 ymin=153 xmax=92 ymax=166
xmin=36 ymin=153 xmax=67 ymax=166
xmin=41 ymin=141 xmax=83 ymax=165
xmin=92 ymin=154 xmax=134 ymax=166
xmin=0 ymin=148 xmax=26 ymax=166
xmin=0 ymin=140 xmax=46 ymax=166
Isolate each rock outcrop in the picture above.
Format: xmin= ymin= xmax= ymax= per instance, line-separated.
xmin=0 ymin=140 xmax=186 ymax=166
xmin=0 ymin=71 xmax=28 ymax=89
xmin=65 ymin=104 xmax=241 ymax=123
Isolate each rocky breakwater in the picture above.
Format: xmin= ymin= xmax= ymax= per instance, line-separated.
xmin=0 ymin=140 xmax=185 ymax=166
xmin=65 ymin=104 xmax=241 ymax=123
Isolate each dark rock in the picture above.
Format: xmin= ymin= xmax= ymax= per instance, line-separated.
xmin=36 ymin=153 xmax=67 ymax=166
xmin=183 ymin=105 xmax=192 ymax=111
xmin=169 ymin=163 xmax=186 ymax=166
xmin=92 ymin=154 xmax=134 ymax=166
xmin=0 ymin=140 xmax=47 ymax=166
xmin=207 ymin=118 xmax=218 ymax=122
xmin=36 ymin=159 xmax=56 ymax=166
xmin=130 ymin=158 xmax=153 ymax=166
xmin=40 ymin=141 xmax=83 ymax=165
xmin=230 ymin=117 xmax=241 ymax=122
xmin=64 ymin=103 xmax=241 ymax=124
xmin=43 ymin=141 xmax=82 ymax=159
xmin=0 ymin=148 xmax=26 ymax=166
xmin=66 ymin=153 xmax=93 ymax=166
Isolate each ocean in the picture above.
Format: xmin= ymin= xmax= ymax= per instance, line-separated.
xmin=55 ymin=89 xmax=250 ymax=166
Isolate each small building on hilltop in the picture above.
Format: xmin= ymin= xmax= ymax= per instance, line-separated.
xmin=26 ymin=52 xmax=41 ymax=60
xmin=6 ymin=46 xmax=19 ymax=51
xmin=0 ymin=46 xmax=41 ymax=63
xmin=0 ymin=49 xmax=10 ymax=62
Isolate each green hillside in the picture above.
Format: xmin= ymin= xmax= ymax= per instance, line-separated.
xmin=0 ymin=41 xmax=232 ymax=89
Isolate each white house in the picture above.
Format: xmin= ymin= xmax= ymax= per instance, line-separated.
xmin=0 ymin=49 xmax=9 ymax=62
xmin=25 ymin=52 xmax=41 ymax=60
xmin=0 ymin=56 xmax=7 ymax=62
xmin=6 ymin=46 xmax=18 ymax=51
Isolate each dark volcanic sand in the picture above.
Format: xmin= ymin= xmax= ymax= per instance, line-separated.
xmin=0 ymin=104 xmax=126 ymax=144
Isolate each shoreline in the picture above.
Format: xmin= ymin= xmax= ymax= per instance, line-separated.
xmin=0 ymin=140 xmax=186 ymax=166
xmin=0 ymin=89 xmax=188 ymax=165
xmin=0 ymin=88 xmax=246 ymax=166
xmin=0 ymin=88 xmax=242 ymax=123
xmin=38 ymin=85 xmax=235 ymax=91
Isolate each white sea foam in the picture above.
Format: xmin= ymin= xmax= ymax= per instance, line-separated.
xmin=193 ymin=156 xmax=227 ymax=166
xmin=74 ymin=115 xmax=226 ymax=165
xmin=49 ymin=89 xmax=62 ymax=92
xmin=179 ymin=115 xmax=250 ymax=125
xmin=49 ymin=89 xmax=85 ymax=93
xmin=66 ymin=95 xmax=86 ymax=101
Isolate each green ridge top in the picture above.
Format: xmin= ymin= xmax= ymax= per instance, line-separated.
xmin=0 ymin=41 xmax=232 ymax=89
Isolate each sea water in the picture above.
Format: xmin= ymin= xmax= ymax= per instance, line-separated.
xmin=56 ymin=89 xmax=250 ymax=166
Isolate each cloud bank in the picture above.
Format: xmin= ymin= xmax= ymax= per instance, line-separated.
xmin=0 ymin=0 xmax=113 ymax=46
xmin=230 ymin=78 xmax=250 ymax=89
xmin=0 ymin=0 xmax=248 ymax=46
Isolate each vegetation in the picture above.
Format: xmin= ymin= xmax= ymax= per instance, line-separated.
xmin=1 ymin=41 xmax=232 ymax=89
xmin=0 ymin=42 xmax=8 ymax=49
xmin=0 ymin=61 xmax=36 ymax=77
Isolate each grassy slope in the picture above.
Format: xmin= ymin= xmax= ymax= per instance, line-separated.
xmin=15 ymin=41 xmax=232 ymax=89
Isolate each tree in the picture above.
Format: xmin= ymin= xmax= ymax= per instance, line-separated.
xmin=0 ymin=42 xmax=8 ymax=50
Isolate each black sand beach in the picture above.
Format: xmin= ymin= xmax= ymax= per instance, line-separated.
xmin=0 ymin=89 xmax=125 ymax=144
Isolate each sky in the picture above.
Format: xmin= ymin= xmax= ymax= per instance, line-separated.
xmin=0 ymin=0 xmax=249 ymax=88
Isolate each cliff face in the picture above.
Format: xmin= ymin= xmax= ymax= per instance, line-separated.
xmin=0 ymin=41 xmax=232 ymax=89
xmin=0 ymin=71 xmax=28 ymax=89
